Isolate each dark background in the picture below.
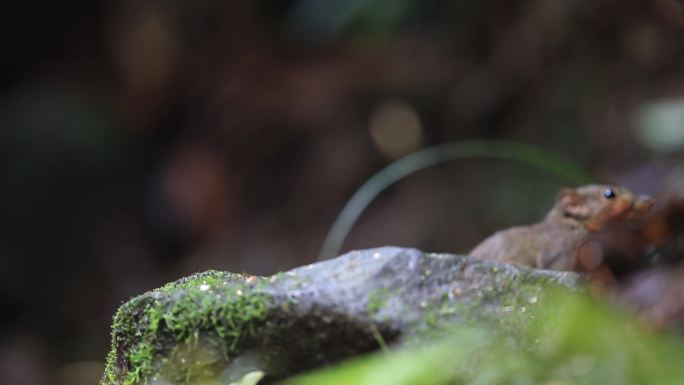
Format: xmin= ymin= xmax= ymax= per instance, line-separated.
xmin=2 ymin=1 xmax=684 ymax=384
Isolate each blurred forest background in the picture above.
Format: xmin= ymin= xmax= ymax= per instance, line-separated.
xmin=2 ymin=1 xmax=684 ymax=384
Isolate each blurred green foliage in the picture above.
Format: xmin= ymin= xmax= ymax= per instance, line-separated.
xmin=287 ymin=291 xmax=684 ymax=385
xmin=285 ymin=0 xmax=411 ymax=42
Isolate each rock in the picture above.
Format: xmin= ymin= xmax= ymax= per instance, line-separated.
xmin=101 ymin=247 xmax=581 ymax=385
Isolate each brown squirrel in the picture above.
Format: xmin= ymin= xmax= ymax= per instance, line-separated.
xmin=470 ymin=185 xmax=655 ymax=271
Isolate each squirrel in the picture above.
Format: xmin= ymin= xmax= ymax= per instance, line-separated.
xmin=469 ymin=184 xmax=655 ymax=271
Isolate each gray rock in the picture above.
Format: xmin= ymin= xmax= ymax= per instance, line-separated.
xmin=101 ymin=247 xmax=581 ymax=385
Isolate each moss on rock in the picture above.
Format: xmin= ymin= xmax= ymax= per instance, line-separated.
xmin=102 ymin=271 xmax=272 ymax=385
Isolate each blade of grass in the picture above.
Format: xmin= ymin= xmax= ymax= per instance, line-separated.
xmin=320 ymin=140 xmax=593 ymax=260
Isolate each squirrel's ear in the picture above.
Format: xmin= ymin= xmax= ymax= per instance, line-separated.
xmin=557 ymin=188 xmax=579 ymax=204
xmin=557 ymin=188 xmax=588 ymax=218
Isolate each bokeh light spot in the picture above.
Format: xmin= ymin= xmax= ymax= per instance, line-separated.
xmin=369 ymin=99 xmax=423 ymax=159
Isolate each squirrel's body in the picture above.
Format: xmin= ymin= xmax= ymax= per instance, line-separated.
xmin=470 ymin=184 xmax=654 ymax=271
xmin=471 ymin=216 xmax=587 ymax=270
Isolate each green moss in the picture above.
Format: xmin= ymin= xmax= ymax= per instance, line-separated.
xmin=157 ymin=270 xmax=249 ymax=293
xmin=366 ymin=288 xmax=394 ymax=315
xmin=417 ymin=278 xmax=553 ymax=337
xmin=104 ymin=345 xmax=119 ymax=384
xmin=102 ymin=271 xmax=272 ymax=385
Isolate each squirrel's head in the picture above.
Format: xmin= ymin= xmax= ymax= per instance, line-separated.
xmin=554 ymin=184 xmax=655 ymax=231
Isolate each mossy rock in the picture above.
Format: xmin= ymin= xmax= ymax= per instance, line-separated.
xmin=101 ymin=247 xmax=581 ymax=385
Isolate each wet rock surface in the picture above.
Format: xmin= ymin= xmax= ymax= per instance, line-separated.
xmin=102 ymin=247 xmax=582 ymax=385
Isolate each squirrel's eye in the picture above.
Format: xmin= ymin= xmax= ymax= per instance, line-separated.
xmin=603 ymin=188 xmax=616 ymax=199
